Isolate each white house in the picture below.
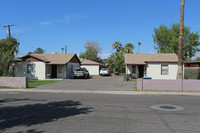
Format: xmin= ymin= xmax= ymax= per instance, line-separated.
xmin=81 ymin=60 xmax=105 ymax=75
xmin=15 ymin=54 xmax=80 ymax=80
xmin=125 ymin=53 xmax=180 ymax=80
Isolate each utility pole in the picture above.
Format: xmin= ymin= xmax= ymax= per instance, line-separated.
xmin=3 ymin=24 xmax=14 ymax=37
xmin=65 ymin=45 xmax=67 ymax=54
xmin=177 ymin=0 xmax=185 ymax=79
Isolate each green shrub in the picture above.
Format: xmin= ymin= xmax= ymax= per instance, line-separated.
xmin=184 ymin=68 xmax=200 ymax=79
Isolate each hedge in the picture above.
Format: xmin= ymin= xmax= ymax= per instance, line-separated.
xmin=184 ymin=68 xmax=200 ymax=79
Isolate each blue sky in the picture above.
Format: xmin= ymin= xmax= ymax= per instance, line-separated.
xmin=0 ymin=0 xmax=200 ymax=58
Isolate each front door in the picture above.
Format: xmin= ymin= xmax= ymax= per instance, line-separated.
xmin=67 ymin=65 xmax=74 ymax=79
xmin=51 ymin=65 xmax=57 ymax=78
xmin=132 ymin=66 xmax=137 ymax=79
xmin=138 ymin=65 xmax=144 ymax=78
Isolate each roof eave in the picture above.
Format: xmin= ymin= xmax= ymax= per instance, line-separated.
xmin=145 ymin=61 xmax=178 ymax=63
xmin=125 ymin=63 xmax=147 ymax=65
xmin=20 ymin=54 xmax=48 ymax=62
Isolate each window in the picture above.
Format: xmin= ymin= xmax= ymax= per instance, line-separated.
xmin=76 ymin=68 xmax=84 ymax=71
xmin=132 ymin=66 xmax=136 ymax=73
xmin=161 ymin=65 xmax=168 ymax=75
xmin=59 ymin=65 xmax=62 ymax=73
xmin=27 ymin=64 xmax=34 ymax=74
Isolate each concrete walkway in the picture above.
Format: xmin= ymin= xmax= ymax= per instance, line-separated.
xmin=1 ymin=89 xmax=200 ymax=96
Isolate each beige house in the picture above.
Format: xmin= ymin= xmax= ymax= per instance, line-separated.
xmin=125 ymin=53 xmax=180 ymax=80
xmin=15 ymin=54 xmax=80 ymax=80
xmin=81 ymin=60 xmax=104 ymax=75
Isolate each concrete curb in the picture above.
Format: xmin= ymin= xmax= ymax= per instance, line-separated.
xmin=0 ymin=89 xmax=200 ymax=96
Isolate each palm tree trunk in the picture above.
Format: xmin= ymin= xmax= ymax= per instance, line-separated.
xmin=138 ymin=45 xmax=140 ymax=53
xmin=177 ymin=0 xmax=185 ymax=79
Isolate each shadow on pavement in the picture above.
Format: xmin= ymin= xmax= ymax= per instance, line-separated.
xmin=0 ymin=98 xmax=45 ymax=104
xmin=16 ymin=129 xmax=45 ymax=133
xmin=0 ymin=100 xmax=92 ymax=132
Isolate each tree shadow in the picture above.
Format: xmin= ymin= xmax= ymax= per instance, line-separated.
xmin=0 ymin=100 xmax=92 ymax=131
xmin=0 ymin=98 xmax=45 ymax=104
xmin=15 ymin=62 xmax=37 ymax=80
xmin=16 ymin=129 xmax=45 ymax=133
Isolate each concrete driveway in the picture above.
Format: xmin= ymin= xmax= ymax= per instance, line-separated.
xmin=36 ymin=76 xmax=135 ymax=91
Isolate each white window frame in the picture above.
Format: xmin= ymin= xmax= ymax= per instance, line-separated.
xmin=161 ymin=64 xmax=168 ymax=75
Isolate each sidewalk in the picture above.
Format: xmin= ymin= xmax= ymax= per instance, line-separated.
xmin=0 ymin=89 xmax=200 ymax=96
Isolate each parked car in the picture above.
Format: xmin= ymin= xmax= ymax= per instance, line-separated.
xmin=73 ymin=67 xmax=90 ymax=79
xmin=100 ymin=68 xmax=110 ymax=76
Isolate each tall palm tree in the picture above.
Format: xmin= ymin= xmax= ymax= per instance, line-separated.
xmin=124 ymin=43 xmax=135 ymax=53
xmin=177 ymin=0 xmax=185 ymax=79
xmin=112 ymin=41 xmax=123 ymax=52
xmin=138 ymin=42 xmax=141 ymax=53
xmin=61 ymin=48 xmax=64 ymax=54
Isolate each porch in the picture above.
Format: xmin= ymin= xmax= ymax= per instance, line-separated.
xmin=126 ymin=64 xmax=147 ymax=79
xmin=45 ymin=63 xmax=79 ymax=79
xmin=46 ymin=64 xmax=68 ymax=79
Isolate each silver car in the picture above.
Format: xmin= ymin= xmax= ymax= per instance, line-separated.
xmin=73 ymin=68 xmax=90 ymax=79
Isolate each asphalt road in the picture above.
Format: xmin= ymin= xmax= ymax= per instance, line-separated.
xmin=35 ymin=76 xmax=135 ymax=91
xmin=0 ymin=92 xmax=200 ymax=133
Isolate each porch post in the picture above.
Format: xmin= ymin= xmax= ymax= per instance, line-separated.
xmin=126 ymin=64 xmax=128 ymax=79
xmin=136 ymin=66 xmax=138 ymax=79
xmin=62 ymin=65 xmax=65 ymax=79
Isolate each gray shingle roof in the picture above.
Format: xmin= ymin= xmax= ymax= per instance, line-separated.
xmin=29 ymin=54 xmax=77 ymax=64
xmin=81 ymin=59 xmax=103 ymax=65
xmin=125 ymin=53 xmax=178 ymax=65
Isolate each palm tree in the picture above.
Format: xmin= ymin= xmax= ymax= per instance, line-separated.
xmin=124 ymin=43 xmax=135 ymax=53
xmin=61 ymin=48 xmax=64 ymax=54
xmin=177 ymin=0 xmax=185 ymax=79
xmin=112 ymin=41 xmax=123 ymax=52
xmin=138 ymin=42 xmax=141 ymax=53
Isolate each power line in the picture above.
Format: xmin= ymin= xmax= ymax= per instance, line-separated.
xmin=18 ymin=39 xmax=38 ymax=49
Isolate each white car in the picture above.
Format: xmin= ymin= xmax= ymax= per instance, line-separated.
xmin=100 ymin=68 xmax=110 ymax=76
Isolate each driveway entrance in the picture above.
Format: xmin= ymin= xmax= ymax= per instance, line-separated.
xmin=35 ymin=76 xmax=135 ymax=91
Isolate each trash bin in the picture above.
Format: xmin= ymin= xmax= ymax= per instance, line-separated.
xmin=46 ymin=74 xmax=51 ymax=79
xmin=143 ymin=77 xmax=152 ymax=79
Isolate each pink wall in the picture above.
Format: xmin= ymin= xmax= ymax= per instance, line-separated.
xmin=137 ymin=79 xmax=200 ymax=92
xmin=0 ymin=77 xmax=28 ymax=88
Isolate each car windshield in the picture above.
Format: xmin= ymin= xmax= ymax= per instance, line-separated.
xmin=76 ymin=68 xmax=84 ymax=71
xmin=101 ymin=68 xmax=108 ymax=70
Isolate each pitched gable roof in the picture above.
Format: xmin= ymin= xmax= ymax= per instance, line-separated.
xmin=21 ymin=54 xmax=80 ymax=64
xmin=125 ymin=53 xmax=178 ymax=65
xmin=81 ymin=59 xmax=104 ymax=66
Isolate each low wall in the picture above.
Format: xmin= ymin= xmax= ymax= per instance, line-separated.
xmin=137 ymin=79 xmax=200 ymax=92
xmin=0 ymin=77 xmax=28 ymax=88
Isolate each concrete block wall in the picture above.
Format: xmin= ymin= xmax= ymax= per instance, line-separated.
xmin=0 ymin=77 xmax=28 ymax=88
xmin=137 ymin=79 xmax=200 ymax=92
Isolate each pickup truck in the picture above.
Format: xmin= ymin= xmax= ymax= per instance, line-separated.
xmin=73 ymin=67 xmax=90 ymax=79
